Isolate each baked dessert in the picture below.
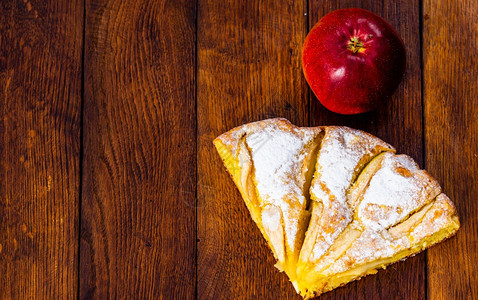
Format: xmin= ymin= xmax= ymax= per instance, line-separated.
xmin=213 ymin=118 xmax=460 ymax=298
xmin=213 ymin=118 xmax=322 ymax=280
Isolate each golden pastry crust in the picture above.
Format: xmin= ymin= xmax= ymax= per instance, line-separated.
xmin=213 ymin=118 xmax=460 ymax=299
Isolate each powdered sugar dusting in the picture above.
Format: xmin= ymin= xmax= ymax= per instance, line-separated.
xmin=312 ymin=129 xmax=364 ymax=204
xmin=247 ymin=123 xmax=317 ymax=250
xmin=324 ymin=228 xmax=410 ymax=275
xmin=309 ymin=127 xmax=392 ymax=260
xmin=325 ymin=193 xmax=458 ymax=276
xmin=248 ymin=127 xmax=310 ymax=204
xmin=410 ymin=193 xmax=456 ymax=241
xmin=357 ymin=153 xmax=438 ymax=230
xmin=261 ymin=205 xmax=282 ymax=230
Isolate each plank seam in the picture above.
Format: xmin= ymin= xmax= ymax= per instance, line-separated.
xmin=418 ymin=0 xmax=428 ymax=298
xmin=306 ymin=0 xmax=310 ymax=127
xmin=77 ymin=0 xmax=87 ymax=299
xmin=195 ymin=0 xmax=199 ymax=299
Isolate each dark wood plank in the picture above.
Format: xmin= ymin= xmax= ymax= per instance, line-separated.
xmin=423 ymin=0 xmax=478 ymax=298
xmin=308 ymin=1 xmax=425 ymax=299
xmin=197 ymin=0 xmax=308 ymax=298
xmin=80 ymin=1 xmax=196 ymax=298
xmin=0 ymin=0 xmax=83 ymax=298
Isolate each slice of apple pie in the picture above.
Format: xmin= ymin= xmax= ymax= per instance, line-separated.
xmin=213 ymin=118 xmax=459 ymax=298
xmin=213 ymin=118 xmax=322 ymax=280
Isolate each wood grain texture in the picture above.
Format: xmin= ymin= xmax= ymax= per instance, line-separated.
xmin=197 ymin=0 xmax=308 ymax=298
xmin=0 ymin=0 xmax=83 ymax=298
xmin=1 ymin=0 xmax=476 ymax=298
xmin=308 ymin=1 xmax=425 ymax=299
xmin=423 ymin=0 xmax=478 ymax=298
xmin=80 ymin=1 xmax=196 ymax=298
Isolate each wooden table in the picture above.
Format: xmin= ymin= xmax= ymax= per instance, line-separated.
xmin=0 ymin=0 xmax=476 ymax=299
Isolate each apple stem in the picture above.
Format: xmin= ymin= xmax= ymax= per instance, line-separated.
xmin=347 ymin=37 xmax=365 ymax=54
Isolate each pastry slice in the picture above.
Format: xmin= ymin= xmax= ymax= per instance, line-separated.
xmin=213 ymin=118 xmax=323 ymax=280
xmin=296 ymin=126 xmax=395 ymax=289
xmin=214 ymin=118 xmax=459 ymax=299
xmin=295 ymin=152 xmax=460 ymax=298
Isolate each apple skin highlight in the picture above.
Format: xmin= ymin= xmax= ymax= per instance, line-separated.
xmin=302 ymin=8 xmax=406 ymax=115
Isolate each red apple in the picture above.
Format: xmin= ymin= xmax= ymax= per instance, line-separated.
xmin=302 ymin=8 xmax=406 ymax=114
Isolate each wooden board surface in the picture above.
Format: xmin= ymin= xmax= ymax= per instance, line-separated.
xmin=0 ymin=0 xmax=477 ymax=299
xmin=0 ymin=0 xmax=83 ymax=298
xmin=423 ymin=0 xmax=478 ymax=298
xmin=80 ymin=0 xmax=196 ymax=298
